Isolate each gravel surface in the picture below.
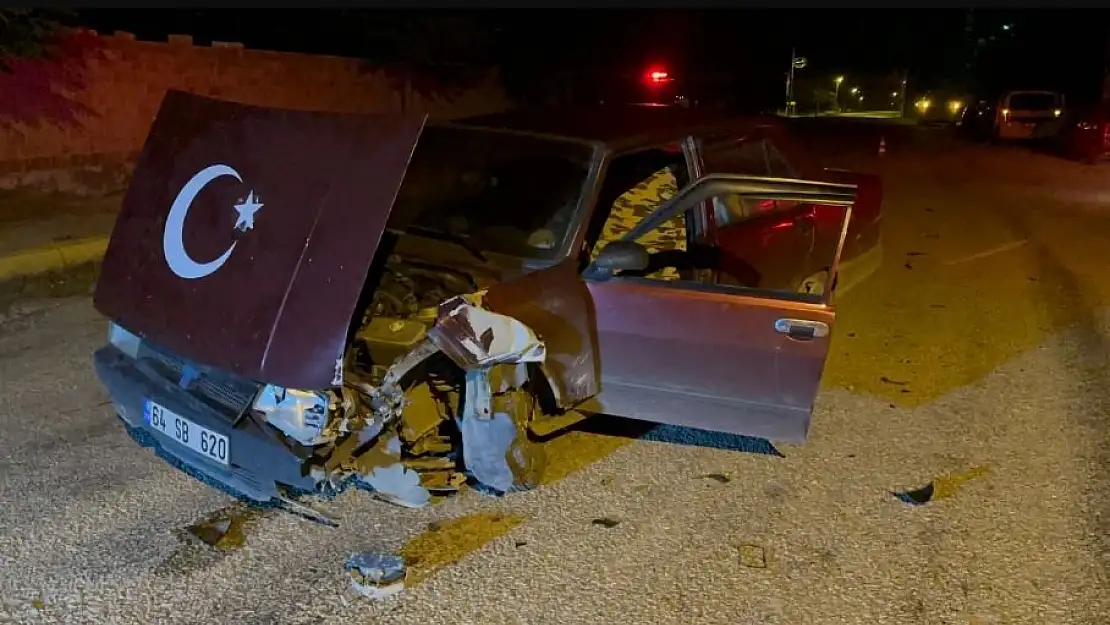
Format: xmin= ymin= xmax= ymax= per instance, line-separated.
xmin=0 ymin=133 xmax=1107 ymax=624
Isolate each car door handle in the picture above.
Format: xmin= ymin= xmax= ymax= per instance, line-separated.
xmin=774 ymin=318 xmax=829 ymax=340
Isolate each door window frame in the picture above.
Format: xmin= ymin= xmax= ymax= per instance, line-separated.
xmin=586 ymin=174 xmax=853 ymax=306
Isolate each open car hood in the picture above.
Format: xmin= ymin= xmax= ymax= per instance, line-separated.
xmin=94 ymin=91 xmax=427 ymax=389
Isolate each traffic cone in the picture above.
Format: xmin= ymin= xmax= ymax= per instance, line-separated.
xmin=878 ymin=135 xmax=887 ymax=156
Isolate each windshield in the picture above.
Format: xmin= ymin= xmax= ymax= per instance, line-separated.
xmin=1007 ymin=93 xmax=1060 ymax=111
xmin=394 ymin=126 xmax=594 ymax=260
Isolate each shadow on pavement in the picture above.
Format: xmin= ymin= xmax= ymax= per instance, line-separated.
xmin=570 ymin=414 xmax=784 ymax=457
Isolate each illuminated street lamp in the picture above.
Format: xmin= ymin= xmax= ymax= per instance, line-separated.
xmin=834 ymin=76 xmax=844 ymax=111
xmin=850 ymin=87 xmax=859 ymax=95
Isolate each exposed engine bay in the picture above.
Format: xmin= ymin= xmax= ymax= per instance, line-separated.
xmin=259 ymin=254 xmax=548 ymax=511
xmin=366 ymin=256 xmax=480 ymax=319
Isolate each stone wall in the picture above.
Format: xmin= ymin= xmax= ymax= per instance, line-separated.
xmin=0 ymin=30 xmax=510 ymax=195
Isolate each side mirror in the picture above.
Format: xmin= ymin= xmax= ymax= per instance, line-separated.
xmin=593 ymin=241 xmax=649 ymax=273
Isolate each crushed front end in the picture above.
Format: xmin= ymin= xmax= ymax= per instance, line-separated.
xmin=96 ymin=256 xmax=552 ymax=511
xmin=92 ymin=92 xmax=597 ymax=513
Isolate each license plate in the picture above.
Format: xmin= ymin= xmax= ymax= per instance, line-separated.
xmin=143 ymin=400 xmax=229 ymax=466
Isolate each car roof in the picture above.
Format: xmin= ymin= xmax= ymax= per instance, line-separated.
xmin=452 ymin=106 xmax=784 ymax=152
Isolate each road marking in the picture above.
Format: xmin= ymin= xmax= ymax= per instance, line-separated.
xmin=943 ymin=239 xmax=1028 ymax=266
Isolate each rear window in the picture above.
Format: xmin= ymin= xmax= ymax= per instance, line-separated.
xmin=1007 ymin=93 xmax=1060 ymax=111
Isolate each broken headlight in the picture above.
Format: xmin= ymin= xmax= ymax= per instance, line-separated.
xmin=107 ymin=321 xmax=142 ymax=359
xmin=252 ymin=385 xmax=334 ymax=447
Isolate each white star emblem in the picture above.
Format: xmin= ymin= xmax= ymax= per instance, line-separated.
xmin=233 ymin=191 xmax=264 ymax=232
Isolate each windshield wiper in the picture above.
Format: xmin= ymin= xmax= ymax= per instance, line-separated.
xmin=406 ymin=225 xmax=489 ymax=263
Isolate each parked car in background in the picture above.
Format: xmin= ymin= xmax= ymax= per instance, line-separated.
xmin=93 ymin=93 xmax=882 ymax=515
xmin=1056 ymin=103 xmax=1110 ymax=164
xmin=912 ymin=91 xmax=970 ymax=126
xmin=993 ymin=90 xmax=1065 ymax=140
xmin=956 ymin=98 xmax=998 ymax=140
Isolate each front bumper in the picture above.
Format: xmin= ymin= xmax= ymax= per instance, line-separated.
xmin=93 ymin=345 xmax=317 ymax=502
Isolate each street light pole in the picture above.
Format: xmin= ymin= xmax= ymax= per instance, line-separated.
xmin=834 ymin=75 xmax=844 ymax=113
xmin=786 ymin=47 xmax=796 ymax=116
xmin=900 ymin=73 xmax=908 ymax=119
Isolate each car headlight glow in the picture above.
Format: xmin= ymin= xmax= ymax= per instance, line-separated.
xmin=252 ymin=384 xmax=333 ymax=446
xmin=107 ymin=322 xmax=142 ymax=359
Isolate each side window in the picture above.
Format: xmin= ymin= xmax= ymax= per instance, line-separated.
xmin=704 ymin=190 xmax=849 ymax=302
xmin=702 ymin=138 xmax=771 ymax=176
xmin=590 ymin=148 xmax=689 ymax=281
xmin=702 ymin=138 xmax=771 ymax=228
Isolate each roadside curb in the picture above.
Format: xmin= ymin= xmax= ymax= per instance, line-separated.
xmin=0 ymin=236 xmax=109 ymax=281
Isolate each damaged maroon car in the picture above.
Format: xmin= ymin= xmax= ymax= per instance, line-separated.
xmin=93 ymin=92 xmax=881 ymax=513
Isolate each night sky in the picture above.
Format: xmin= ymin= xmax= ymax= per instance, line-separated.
xmin=70 ymin=9 xmax=1110 ymax=104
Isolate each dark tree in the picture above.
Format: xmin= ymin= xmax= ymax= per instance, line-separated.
xmin=337 ymin=11 xmax=498 ymax=109
xmin=0 ymin=9 xmax=72 ymax=69
xmin=0 ymin=10 xmax=104 ymax=128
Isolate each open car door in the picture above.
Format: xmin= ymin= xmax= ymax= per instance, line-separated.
xmin=581 ymin=174 xmax=856 ymax=443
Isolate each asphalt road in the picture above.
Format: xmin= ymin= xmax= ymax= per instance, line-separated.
xmin=2 ymin=128 xmax=1109 ymax=624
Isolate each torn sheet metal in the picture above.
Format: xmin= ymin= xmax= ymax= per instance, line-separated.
xmin=482 ymin=261 xmax=600 ymax=407
xmin=345 ymin=552 xmax=406 ymax=601
xmin=417 ymin=296 xmax=550 ymax=494
xmin=459 ymin=373 xmax=544 ymax=494
xmin=253 ymin=386 xmax=333 ymax=447
xmin=357 ymin=463 xmax=431 ymax=509
xmin=303 ymin=288 xmax=553 ymax=504
xmin=428 ymin=296 xmax=546 ymax=369
xmin=459 ymin=405 xmax=520 ymax=494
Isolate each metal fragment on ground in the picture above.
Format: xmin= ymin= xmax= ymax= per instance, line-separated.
xmin=591 ymin=517 xmax=620 ymax=528
xmin=345 ymin=552 xmax=406 ymax=601
xmin=892 ymin=465 xmax=991 ymax=505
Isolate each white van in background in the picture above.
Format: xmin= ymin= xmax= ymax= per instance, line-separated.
xmin=994 ymin=90 xmax=1065 ymax=140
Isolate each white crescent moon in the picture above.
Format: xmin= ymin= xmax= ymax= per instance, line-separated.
xmin=163 ymin=164 xmax=241 ymax=280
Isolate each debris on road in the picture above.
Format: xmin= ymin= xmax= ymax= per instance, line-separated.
xmin=880 ymin=376 xmax=909 ymax=387
xmin=737 ymin=543 xmax=767 ymax=569
xmin=700 ymin=472 xmax=732 ymax=483
xmin=183 ymin=504 xmax=257 ymax=551
xmin=345 ymin=552 xmax=407 ymax=601
xmin=892 ymin=465 xmax=991 ymax=505
xmin=591 ymin=517 xmax=621 ymax=528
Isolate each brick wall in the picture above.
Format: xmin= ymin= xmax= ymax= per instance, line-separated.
xmin=0 ymin=30 xmax=510 ymax=192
